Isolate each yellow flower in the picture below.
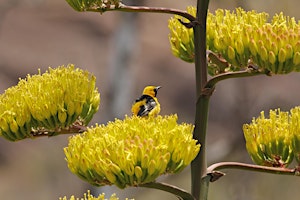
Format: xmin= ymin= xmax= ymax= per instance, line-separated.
xmin=243 ymin=109 xmax=293 ymax=167
xmin=169 ymin=7 xmax=300 ymax=75
xmin=59 ymin=190 xmax=132 ymax=200
xmin=168 ymin=6 xmax=195 ymax=63
xmin=290 ymin=107 xmax=300 ymax=165
xmin=0 ymin=64 xmax=100 ymax=141
xmin=64 ymin=115 xmax=200 ymax=189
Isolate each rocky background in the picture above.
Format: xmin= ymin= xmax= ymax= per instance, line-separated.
xmin=0 ymin=0 xmax=299 ymax=199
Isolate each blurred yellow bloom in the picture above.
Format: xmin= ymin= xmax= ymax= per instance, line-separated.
xmin=0 ymin=64 xmax=100 ymax=141
xmin=169 ymin=7 xmax=300 ymax=75
xmin=64 ymin=115 xmax=200 ymax=189
xmin=59 ymin=190 xmax=132 ymax=200
xmin=66 ymin=0 xmax=121 ymax=12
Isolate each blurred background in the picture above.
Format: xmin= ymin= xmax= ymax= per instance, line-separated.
xmin=0 ymin=0 xmax=300 ymax=199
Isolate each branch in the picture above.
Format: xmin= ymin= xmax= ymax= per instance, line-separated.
xmin=141 ymin=182 xmax=195 ymax=200
xmin=205 ymin=68 xmax=266 ymax=89
xmin=206 ymin=162 xmax=297 ymax=182
xmin=30 ymin=123 xmax=87 ymax=138
xmin=87 ymin=4 xmax=197 ymax=23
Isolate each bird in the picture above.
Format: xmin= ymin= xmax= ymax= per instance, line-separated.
xmin=131 ymin=86 xmax=161 ymax=117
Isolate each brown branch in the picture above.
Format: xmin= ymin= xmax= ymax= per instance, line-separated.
xmin=87 ymin=4 xmax=197 ymax=23
xmin=31 ymin=123 xmax=87 ymax=138
xmin=206 ymin=162 xmax=297 ymax=182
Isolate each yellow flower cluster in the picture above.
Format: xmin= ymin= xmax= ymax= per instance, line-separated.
xmin=169 ymin=7 xmax=300 ymax=75
xmin=64 ymin=115 xmax=200 ymax=189
xmin=243 ymin=107 xmax=300 ymax=167
xmin=168 ymin=6 xmax=195 ymax=63
xmin=66 ymin=0 xmax=121 ymax=12
xmin=59 ymin=190 xmax=132 ymax=200
xmin=0 ymin=64 xmax=100 ymax=141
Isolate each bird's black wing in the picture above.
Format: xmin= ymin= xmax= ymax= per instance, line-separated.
xmin=136 ymin=95 xmax=157 ymax=117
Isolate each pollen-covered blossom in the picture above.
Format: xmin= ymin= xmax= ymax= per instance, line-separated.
xmin=169 ymin=7 xmax=300 ymax=75
xmin=0 ymin=64 xmax=100 ymax=141
xmin=59 ymin=190 xmax=132 ymax=200
xmin=64 ymin=115 xmax=200 ymax=189
xmin=243 ymin=109 xmax=293 ymax=167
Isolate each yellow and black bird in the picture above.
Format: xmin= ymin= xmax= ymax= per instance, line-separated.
xmin=131 ymin=86 xmax=161 ymax=117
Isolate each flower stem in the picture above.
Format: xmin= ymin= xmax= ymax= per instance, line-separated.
xmin=141 ymin=182 xmax=195 ymax=200
xmin=206 ymin=162 xmax=297 ymax=182
xmin=205 ymin=69 xmax=266 ymax=89
xmin=191 ymin=0 xmax=210 ymax=200
xmin=87 ymin=4 xmax=196 ymax=22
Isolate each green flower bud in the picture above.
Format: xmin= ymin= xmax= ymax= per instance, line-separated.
xmin=249 ymin=39 xmax=258 ymax=56
xmin=147 ymin=160 xmax=157 ymax=176
xmin=293 ymin=52 xmax=300 ymax=66
xmin=58 ymin=110 xmax=67 ymax=125
xmin=285 ymin=44 xmax=293 ymax=59
xmin=64 ymin=115 xmax=200 ymax=188
xmin=0 ymin=117 xmax=9 ymax=133
xmin=134 ymin=166 xmax=143 ymax=179
xmin=228 ymin=46 xmax=236 ymax=60
xmin=235 ymin=39 xmax=245 ymax=55
xmin=278 ymin=48 xmax=287 ymax=63
xmin=269 ymin=51 xmax=276 ymax=65
xmin=106 ymin=171 xmax=117 ymax=184
xmin=271 ymin=42 xmax=279 ymax=55
xmin=259 ymin=44 xmax=268 ymax=62
xmin=9 ymin=119 xmax=19 ymax=134
xmin=0 ymin=64 xmax=100 ymax=141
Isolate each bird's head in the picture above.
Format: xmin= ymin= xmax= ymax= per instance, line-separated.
xmin=142 ymin=86 xmax=161 ymax=97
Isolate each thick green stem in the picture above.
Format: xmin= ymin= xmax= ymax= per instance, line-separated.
xmin=141 ymin=182 xmax=195 ymax=200
xmin=191 ymin=0 xmax=210 ymax=200
xmin=191 ymin=95 xmax=210 ymax=200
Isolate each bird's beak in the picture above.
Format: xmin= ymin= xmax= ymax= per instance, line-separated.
xmin=154 ymin=86 xmax=161 ymax=96
xmin=155 ymin=86 xmax=162 ymax=91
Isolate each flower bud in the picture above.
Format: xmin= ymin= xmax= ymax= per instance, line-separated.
xmin=249 ymin=39 xmax=258 ymax=56
xmin=293 ymin=52 xmax=300 ymax=67
xmin=269 ymin=51 xmax=276 ymax=64
xmin=228 ymin=46 xmax=236 ymax=60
